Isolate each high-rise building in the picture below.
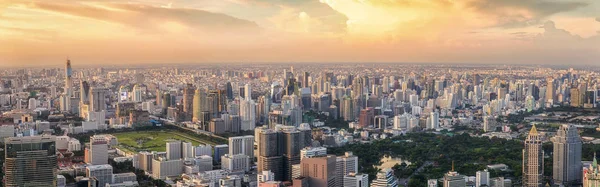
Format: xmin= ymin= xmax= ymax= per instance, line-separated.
xmin=226 ymin=82 xmax=234 ymax=100
xmin=86 ymin=164 xmax=113 ymax=187
xmin=183 ymin=84 xmax=195 ymax=116
xmin=240 ymin=99 xmax=256 ymax=130
xmin=258 ymin=129 xmax=284 ymax=181
xmin=546 ymin=78 xmax=555 ymax=104
xmin=476 ymin=170 xmax=490 ymax=187
xmin=370 ymin=168 xmax=398 ymax=187
xmin=166 ymin=141 xmax=182 ymax=160
xmin=89 ymin=135 xmax=108 ymax=165
xmin=336 ymin=152 xmax=358 ymax=186
xmin=300 ymin=155 xmax=337 ymax=187
xmin=90 ymin=87 xmax=107 ymax=112
xmin=229 ymin=135 xmax=254 ymax=159
xmin=132 ymin=84 xmax=142 ymax=102
xmin=551 ymin=124 xmax=582 ymax=185
xmin=245 ymin=84 xmax=252 ymax=100
xmin=182 ymin=142 xmax=194 ymax=159
xmin=192 ymin=88 xmax=206 ymax=122
xmin=344 ymin=173 xmax=369 ymax=187
xmin=221 ymin=154 xmax=250 ymax=172
xmin=523 ymin=125 xmax=544 ymax=187
xmin=4 ymin=136 xmax=57 ymax=187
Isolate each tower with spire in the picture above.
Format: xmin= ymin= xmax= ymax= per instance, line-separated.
xmin=523 ymin=125 xmax=544 ymax=187
xmin=583 ymin=153 xmax=600 ymax=186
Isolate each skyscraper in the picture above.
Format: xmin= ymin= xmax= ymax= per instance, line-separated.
xmin=192 ymin=88 xmax=206 ymax=122
xmin=245 ymin=83 xmax=252 ymax=100
xmin=89 ymin=135 xmax=108 ymax=165
xmin=4 ymin=136 xmax=57 ymax=187
xmin=523 ymin=125 xmax=544 ymax=187
xmin=166 ymin=141 xmax=182 ymax=160
xmin=551 ymin=124 xmax=582 ymax=185
xmin=229 ymin=135 xmax=254 ymax=159
xmin=90 ymin=87 xmax=107 ymax=112
xmin=183 ymin=84 xmax=195 ymax=116
xmin=300 ymin=155 xmax=337 ymax=187
xmin=546 ymin=78 xmax=555 ymax=104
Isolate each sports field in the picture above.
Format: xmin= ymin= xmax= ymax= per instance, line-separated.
xmin=113 ymin=130 xmax=218 ymax=153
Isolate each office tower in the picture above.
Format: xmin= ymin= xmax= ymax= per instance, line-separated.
xmin=193 ymin=88 xmax=207 ymax=122
xmin=336 ymin=152 xmax=358 ymax=186
xmin=546 ymin=78 xmax=555 ymax=104
xmin=300 ymin=155 xmax=337 ymax=187
xmin=80 ymin=80 xmax=90 ymax=105
xmin=132 ymin=84 xmax=142 ymax=102
xmin=476 ymin=170 xmax=490 ymax=187
xmin=90 ymin=87 xmax=107 ymax=112
xmin=282 ymin=129 xmax=302 ymax=181
xmin=226 ymin=82 xmax=234 ymax=100
xmin=166 ymin=141 xmax=182 ymax=160
xmin=523 ymin=125 xmax=544 ymax=187
xmin=358 ymin=108 xmax=374 ymax=128
xmin=65 ymin=59 xmax=73 ymax=94
xmin=209 ymin=118 xmax=225 ymax=134
xmin=551 ymin=124 xmax=582 ymax=185
xmin=344 ymin=173 xmax=369 ymax=187
xmin=258 ymin=129 xmax=284 ymax=181
xmin=245 ymin=83 xmax=252 ymax=100
xmin=303 ymin=72 xmax=310 ymax=88
xmin=342 ymin=95 xmax=355 ymax=121
xmin=229 ymin=135 xmax=254 ymax=159
xmin=213 ymin=144 xmax=229 ymax=163
xmin=89 ymin=135 xmax=108 ymax=165
xmin=183 ymin=84 xmax=195 ymax=115
xmin=571 ymin=87 xmax=582 ymax=107
xmin=4 ymin=136 xmax=57 ymax=187
xmin=583 ymin=154 xmax=600 ymax=187
xmin=86 ymin=164 xmax=113 ymax=187
xmin=221 ymin=154 xmax=251 ymax=172
xmin=443 ymin=168 xmax=466 ymax=187
xmin=370 ymin=168 xmax=399 ymax=187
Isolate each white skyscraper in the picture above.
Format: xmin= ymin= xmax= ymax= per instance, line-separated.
xmin=86 ymin=164 xmax=113 ymax=187
xmin=245 ymin=84 xmax=252 ymax=100
xmin=239 ymin=99 xmax=256 ymax=130
xmin=132 ymin=84 xmax=142 ymax=102
xmin=229 ymin=136 xmax=254 ymax=159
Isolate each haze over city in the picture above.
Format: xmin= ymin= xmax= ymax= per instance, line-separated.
xmin=2 ymin=0 xmax=600 ymax=67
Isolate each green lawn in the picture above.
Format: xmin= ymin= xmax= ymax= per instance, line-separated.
xmin=113 ymin=130 xmax=218 ymax=153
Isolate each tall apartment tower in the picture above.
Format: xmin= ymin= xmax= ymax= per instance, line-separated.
xmin=523 ymin=125 xmax=544 ymax=187
xmin=4 ymin=136 xmax=57 ymax=187
xmin=551 ymin=124 xmax=582 ymax=185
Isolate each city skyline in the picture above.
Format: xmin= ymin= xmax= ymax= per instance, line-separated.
xmin=2 ymin=0 xmax=600 ymax=66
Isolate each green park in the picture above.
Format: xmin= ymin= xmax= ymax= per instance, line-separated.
xmin=113 ymin=130 xmax=219 ymax=153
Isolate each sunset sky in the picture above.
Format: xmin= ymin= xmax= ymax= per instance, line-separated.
xmin=1 ymin=0 xmax=599 ymax=67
